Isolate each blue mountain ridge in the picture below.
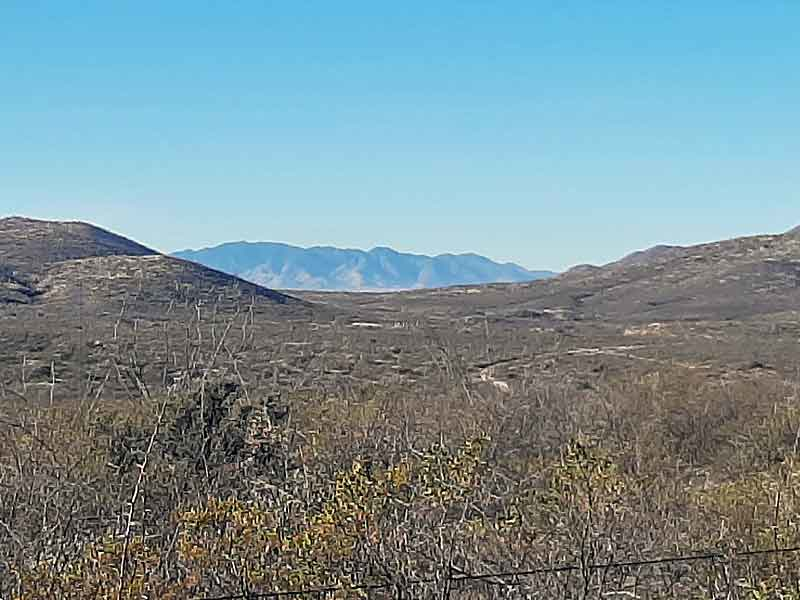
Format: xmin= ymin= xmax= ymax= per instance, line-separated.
xmin=172 ymin=242 xmax=555 ymax=291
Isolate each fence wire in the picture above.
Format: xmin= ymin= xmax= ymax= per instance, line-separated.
xmin=196 ymin=545 xmax=800 ymax=599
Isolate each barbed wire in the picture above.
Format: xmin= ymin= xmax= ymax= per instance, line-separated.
xmin=196 ymin=545 xmax=800 ymax=599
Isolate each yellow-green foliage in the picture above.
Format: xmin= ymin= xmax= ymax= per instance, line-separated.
xmin=14 ymin=534 xmax=185 ymax=600
xmin=175 ymin=436 xmax=488 ymax=593
xmin=13 ymin=437 xmax=489 ymax=598
xmin=740 ymin=577 xmax=800 ymax=600
xmin=543 ymin=437 xmax=627 ymax=519
xmin=8 ymin=370 xmax=800 ymax=599
xmin=694 ymin=461 xmax=800 ymax=549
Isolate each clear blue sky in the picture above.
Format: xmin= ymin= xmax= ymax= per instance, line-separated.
xmin=2 ymin=2 xmax=798 ymax=271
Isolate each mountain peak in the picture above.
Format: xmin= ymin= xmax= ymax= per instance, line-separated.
xmin=369 ymin=246 xmax=401 ymax=256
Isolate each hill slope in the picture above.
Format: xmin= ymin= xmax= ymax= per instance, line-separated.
xmin=315 ymin=229 xmax=800 ymax=325
xmin=0 ymin=217 xmax=297 ymax=307
xmin=613 ymin=244 xmax=686 ymax=267
xmin=541 ymin=230 xmax=800 ymax=322
xmin=0 ymin=216 xmax=157 ymax=270
xmin=173 ymin=242 xmax=555 ymax=291
xmin=0 ymin=218 xmax=315 ymax=398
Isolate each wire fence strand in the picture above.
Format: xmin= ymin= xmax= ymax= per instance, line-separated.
xmin=195 ymin=545 xmax=800 ymax=599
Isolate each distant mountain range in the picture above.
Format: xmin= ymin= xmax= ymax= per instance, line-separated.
xmin=172 ymin=242 xmax=555 ymax=291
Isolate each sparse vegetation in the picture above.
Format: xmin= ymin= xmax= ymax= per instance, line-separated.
xmin=3 ymin=356 xmax=800 ymax=598
xmin=2 ymin=218 xmax=800 ymax=597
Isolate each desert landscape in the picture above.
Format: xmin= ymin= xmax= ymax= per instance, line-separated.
xmin=5 ymin=2 xmax=798 ymax=596
xmin=2 ymin=216 xmax=800 ymax=598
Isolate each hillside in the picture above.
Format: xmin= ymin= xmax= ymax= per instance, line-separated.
xmin=519 ymin=230 xmax=800 ymax=322
xmin=326 ymin=229 xmax=800 ymax=325
xmin=173 ymin=241 xmax=555 ymax=291
xmin=0 ymin=216 xmax=156 ymax=269
xmin=0 ymin=217 xmax=300 ymax=306
xmin=612 ymin=244 xmax=686 ymax=267
xmin=0 ymin=217 xmax=314 ymax=399
xmin=295 ymin=227 xmax=800 ymax=378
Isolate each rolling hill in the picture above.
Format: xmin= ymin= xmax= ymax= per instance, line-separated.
xmin=0 ymin=217 xmax=314 ymax=399
xmin=306 ymin=227 xmax=800 ymax=327
xmin=0 ymin=217 xmax=298 ymax=307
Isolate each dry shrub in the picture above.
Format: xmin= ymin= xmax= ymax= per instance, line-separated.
xmin=2 ymin=359 xmax=800 ymax=598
